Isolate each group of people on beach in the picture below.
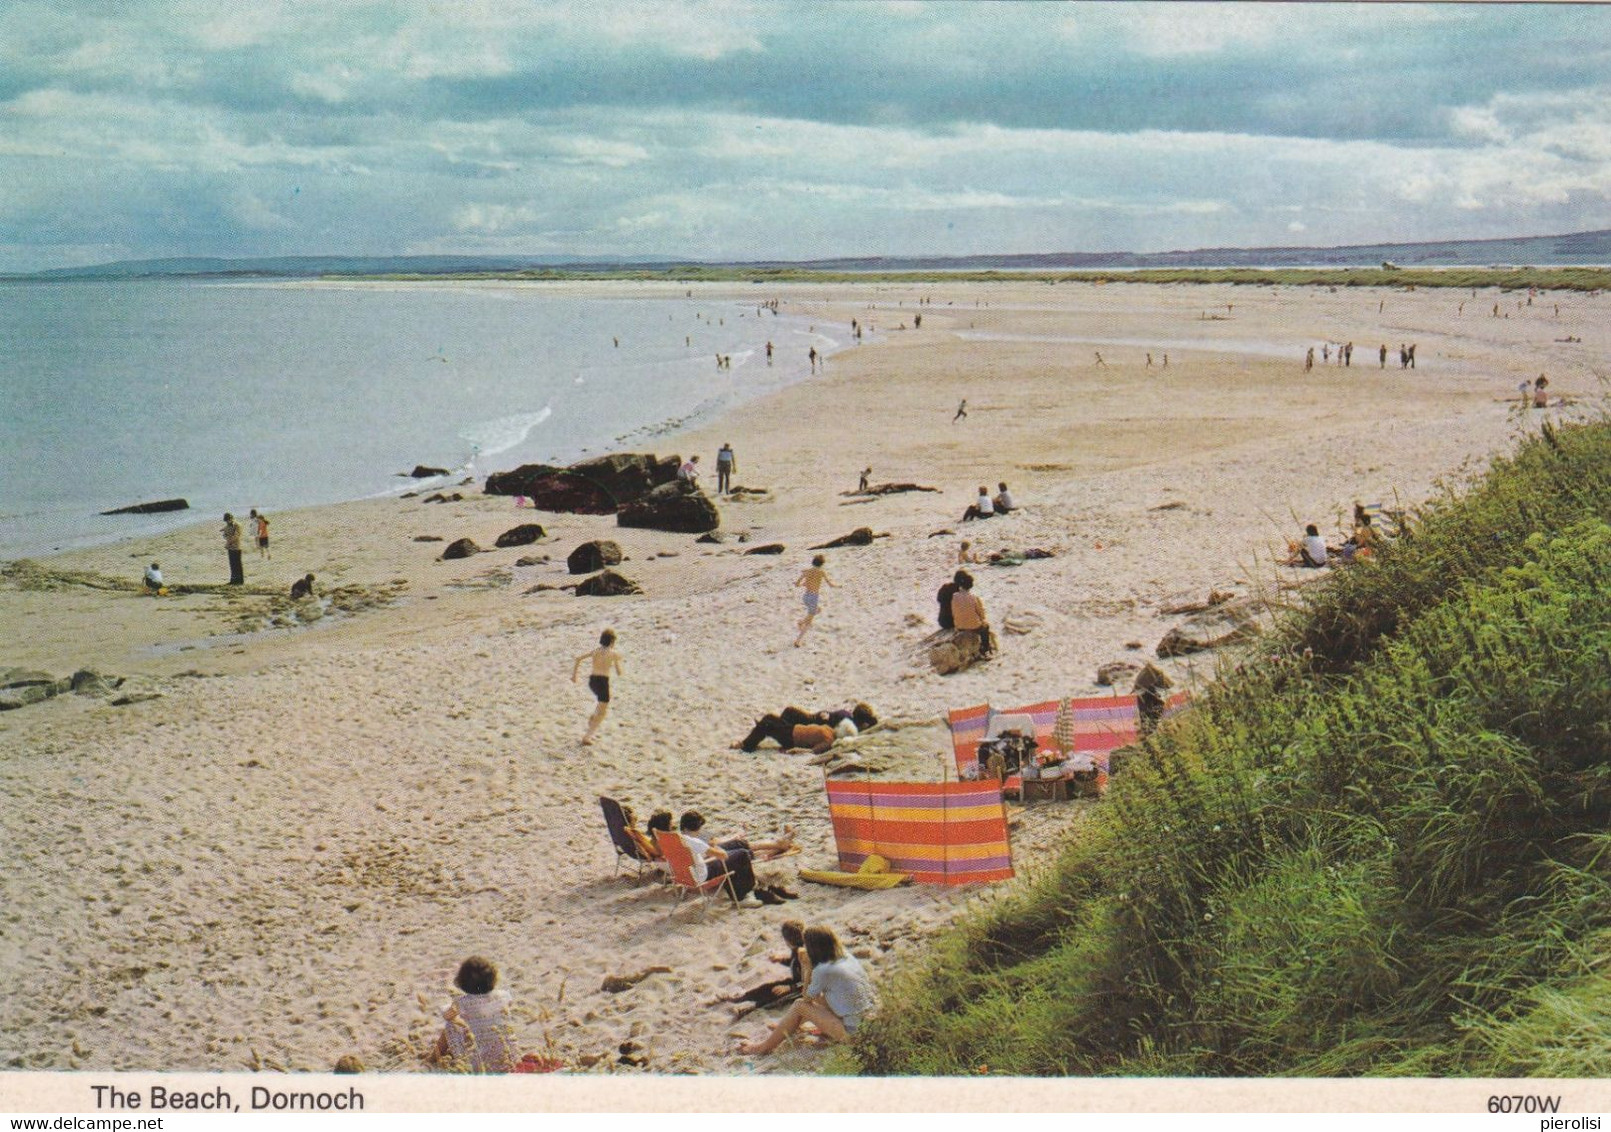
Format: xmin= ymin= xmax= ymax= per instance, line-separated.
xmin=424 ymin=918 xmax=875 ymax=1072
xmin=1294 ymin=502 xmax=1387 ymax=569
xmin=961 ymin=482 xmax=1016 ymax=522
xmin=143 ymin=509 xmax=314 ymax=601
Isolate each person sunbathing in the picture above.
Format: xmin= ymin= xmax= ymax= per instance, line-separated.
xmin=733 ymin=703 xmax=877 ymax=753
xmin=677 ymin=811 xmax=798 ymax=907
xmin=738 ymin=926 xmax=877 ymax=1055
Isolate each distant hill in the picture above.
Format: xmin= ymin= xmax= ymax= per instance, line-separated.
xmin=13 ymin=228 xmax=1611 ymax=280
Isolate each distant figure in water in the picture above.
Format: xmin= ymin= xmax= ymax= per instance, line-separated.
xmin=290 ymin=573 xmax=315 ymax=600
xmin=1305 ymin=347 xmax=1314 ymax=372
xmin=765 ymin=341 xmax=773 ymax=364
xmin=1379 ymin=343 xmax=1387 ymax=368
xmin=809 ymin=346 xmax=819 ymax=372
xmin=953 ymin=398 xmax=968 ymax=423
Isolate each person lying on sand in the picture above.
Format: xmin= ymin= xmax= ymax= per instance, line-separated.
xmin=720 ymin=920 xmax=809 ymax=1017
xmin=738 ymin=926 xmax=876 ymax=1055
xmin=732 ymin=703 xmax=877 ymax=753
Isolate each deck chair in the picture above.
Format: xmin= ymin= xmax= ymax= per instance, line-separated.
xmin=599 ymin=796 xmax=658 ymax=881
xmin=653 ymin=829 xmax=739 ymax=911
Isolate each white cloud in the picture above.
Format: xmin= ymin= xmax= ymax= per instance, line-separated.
xmin=454 ymin=203 xmax=542 ymax=234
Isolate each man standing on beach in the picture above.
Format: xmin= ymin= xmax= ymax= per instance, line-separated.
xmin=222 ymin=513 xmax=244 ymax=585
xmin=572 ymin=629 xmax=623 ymax=747
xmin=716 ymin=443 xmax=736 ymax=494
xmin=794 ymin=554 xmax=837 ymax=647
xmin=953 ymin=398 xmax=968 ymax=423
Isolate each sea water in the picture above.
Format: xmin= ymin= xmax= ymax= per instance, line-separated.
xmin=0 ymin=280 xmax=831 ymax=558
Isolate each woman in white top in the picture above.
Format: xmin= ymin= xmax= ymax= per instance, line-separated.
xmin=961 ymin=486 xmax=994 ymax=522
xmin=738 ymin=926 xmax=877 ymax=1054
xmin=1299 ymin=523 xmax=1329 ymax=568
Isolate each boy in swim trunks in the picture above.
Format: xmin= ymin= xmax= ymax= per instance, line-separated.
xmin=571 ymin=628 xmax=623 ymax=746
xmin=794 ymin=554 xmax=837 ymax=647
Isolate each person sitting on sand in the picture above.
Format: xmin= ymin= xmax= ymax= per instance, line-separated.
xmin=957 ymin=540 xmax=982 ymax=566
xmin=290 ymin=573 xmax=315 ymax=600
xmin=1351 ymin=514 xmax=1382 ymax=556
xmin=723 ymin=920 xmax=809 ymax=1017
xmin=950 ymin=571 xmax=995 ymax=658
xmin=738 ymin=926 xmax=877 ymax=1055
xmin=1299 ymin=524 xmax=1329 ymax=568
xmin=429 ymin=956 xmax=517 ymax=1074
xmin=993 ymin=482 xmax=1016 ymax=513
xmin=961 ymin=486 xmax=995 ymax=522
xmin=1533 ymin=374 xmax=1550 ymax=408
xmin=678 ymin=454 xmax=700 ymax=484
xmin=678 ymin=811 xmax=796 ymax=907
xmin=143 ymin=562 xmax=164 ymax=594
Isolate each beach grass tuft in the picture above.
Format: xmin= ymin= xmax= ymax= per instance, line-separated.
xmin=846 ymin=415 xmax=1611 ymax=1077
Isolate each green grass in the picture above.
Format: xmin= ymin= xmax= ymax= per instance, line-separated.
xmin=846 ymin=416 xmax=1611 ymax=1077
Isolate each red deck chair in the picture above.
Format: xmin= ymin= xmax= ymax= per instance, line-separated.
xmin=653 ymin=829 xmax=739 ymax=911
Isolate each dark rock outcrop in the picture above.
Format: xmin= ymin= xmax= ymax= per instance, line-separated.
xmin=617 ymin=480 xmax=720 ymax=534
xmin=494 ymin=523 xmax=546 ymax=549
xmin=101 ymin=498 xmax=189 ymax=516
xmin=484 ymin=453 xmax=681 ymax=515
xmin=409 ymin=465 xmax=451 ymax=478
xmin=930 ymin=630 xmax=984 ymax=675
xmin=439 ymin=538 xmax=482 ymax=560
xmin=575 ymin=569 xmax=642 ymax=597
xmin=743 ymin=543 xmax=786 ymax=556
xmin=568 ymin=540 xmax=623 ymax=575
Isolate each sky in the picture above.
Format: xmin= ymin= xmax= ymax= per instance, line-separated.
xmin=2 ymin=1 xmax=1610 ymax=272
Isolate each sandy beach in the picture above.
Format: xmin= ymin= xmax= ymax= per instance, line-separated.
xmin=0 ymin=279 xmax=1599 ymax=1076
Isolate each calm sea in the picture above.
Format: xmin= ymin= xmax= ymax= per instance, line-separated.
xmin=0 ymin=280 xmax=831 ymax=558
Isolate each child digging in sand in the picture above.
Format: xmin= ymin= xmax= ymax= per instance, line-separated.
xmin=794 ymin=555 xmax=837 ymax=647
xmin=572 ymin=628 xmax=623 ymax=746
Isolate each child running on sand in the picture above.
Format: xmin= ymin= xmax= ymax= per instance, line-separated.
xmin=794 ymin=555 xmax=837 ymax=647
xmin=572 ymin=629 xmax=623 ymax=745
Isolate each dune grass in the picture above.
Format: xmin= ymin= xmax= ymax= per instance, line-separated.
xmin=846 ymin=416 xmax=1611 ymax=1077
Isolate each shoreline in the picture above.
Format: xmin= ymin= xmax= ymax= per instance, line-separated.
xmin=1 ymin=279 xmax=1599 ymax=1074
